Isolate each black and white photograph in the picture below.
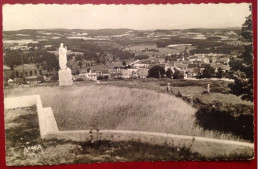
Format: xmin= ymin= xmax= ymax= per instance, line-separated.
xmin=3 ymin=3 xmax=254 ymax=166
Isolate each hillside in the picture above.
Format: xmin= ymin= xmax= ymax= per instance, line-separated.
xmin=4 ymin=85 xmax=243 ymax=141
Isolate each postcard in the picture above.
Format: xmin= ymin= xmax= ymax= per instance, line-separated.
xmin=3 ymin=3 xmax=254 ymax=166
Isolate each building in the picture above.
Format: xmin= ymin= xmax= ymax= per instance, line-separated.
xmin=79 ymin=70 xmax=97 ymax=81
xmin=220 ymin=57 xmax=230 ymax=65
xmin=210 ymin=63 xmax=230 ymax=72
xmin=174 ymin=61 xmax=188 ymax=70
xmin=4 ymin=65 xmax=13 ymax=80
xmin=137 ymin=68 xmax=149 ymax=78
xmin=14 ymin=64 xmax=40 ymax=78
xmin=186 ymin=63 xmax=210 ymax=77
xmin=108 ymin=69 xmax=122 ymax=78
xmin=225 ymin=31 xmax=237 ymax=36
xmin=101 ymin=69 xmax=109 ymax=76
xmin=121 ymin=69 xmax=138 ymax=79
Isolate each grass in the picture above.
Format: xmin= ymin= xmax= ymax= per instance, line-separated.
xmin=5 ymin=106 xmax=206 ymax=166
xmin=103 ymin=78 xmax=233 ymax=96
xmin=4 ymin=84 xmax=246 ymax=141
xmin=197 ymin=93 xmax=253 ymax=106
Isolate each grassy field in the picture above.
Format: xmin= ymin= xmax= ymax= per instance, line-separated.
xmin=106 ymin=78 xmax=233 ymax=94
xmin=4 ymin=84 xmax=245 ymax=141
xmin=5 ymin=106 xmax=205 ymax=166
xmin=126 ymin=44 xmax=195 ymax=55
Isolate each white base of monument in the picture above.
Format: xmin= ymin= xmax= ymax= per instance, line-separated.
xmin=59 ymin=69 xmax=73 ymax=86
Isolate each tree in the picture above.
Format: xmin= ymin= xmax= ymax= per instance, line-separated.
xmin=202 ymin=65 xmax=215 ymax=78
xmin=76 ymin=69 xmax=80 ymax=75
xmin=229 ymin=5 xmax=253 ymax=101
xmin=216 ymin=67 xmax=223 ymax=78
xmin=166 ymin=68 xmax=174 ymax=78
xmin=165 ymin=56 xmax=169 ymax=63
xmin=135 ymin=55 xmax=149 ymax=60
xmin=4 ymin=50 xmax=23 ymax=70
xmin=148 ymin=66 xmax=165 ymax=78
xmin=78 ymin=61 xmax=83 ymax=68
xmin=172 ymin=68 xmax=184 ymax=79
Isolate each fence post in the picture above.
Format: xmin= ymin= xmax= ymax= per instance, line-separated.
xmin=167 ymin=83 xmax=171 ymax=92
xmin=207 ymin=84 xmax=210 ymax=94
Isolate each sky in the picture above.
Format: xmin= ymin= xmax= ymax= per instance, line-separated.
xmin=3 ymin=3 xmax=251 ymax=31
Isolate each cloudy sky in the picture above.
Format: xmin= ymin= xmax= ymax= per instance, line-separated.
xmin=3 ymin=3 xmax=251 ymax=31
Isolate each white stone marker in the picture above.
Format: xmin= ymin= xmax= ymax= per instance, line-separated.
xmin=58 ymin=43 xmax=73 ymax=86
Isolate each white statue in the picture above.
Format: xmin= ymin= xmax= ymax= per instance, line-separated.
xmin=59 ymin=43 xmax=68 ymax=70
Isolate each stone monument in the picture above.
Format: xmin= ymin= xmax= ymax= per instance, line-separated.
xmin=58 ymin=43 xmax=73 ymax=86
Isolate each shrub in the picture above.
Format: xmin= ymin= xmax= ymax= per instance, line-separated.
xmin=166 ymin=68 xmax=173 ymax=78
xmin=202 ymin=65 xmax=215 ymax=78
xmin=97 ymin=75 xmax=109 ymax=80
xmin=36 ymin=76 xmax=44 ymax=83
xmin=195 ymin=100 xmax=254 ymax=141
xmin=75 ymin=78 xmax=85 ymax=81
xmin=50 ymin=76 xmax=58 ymax=81
xmin=135 ymin=55 xmax=149 ymax=60
xmin=172 ymin=69 xmax=184 ymax=79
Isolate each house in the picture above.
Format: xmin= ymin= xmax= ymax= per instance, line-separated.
xmin=85 ymin=61 xmax=96 ymax=66
xmin=186 ymin=63 xmax=210 ymax=77
xmin=79 ymin=69 xmax=89 ymax=74
xmin=137 ymin=68 xmax=149 ymax=78
xmin=202 ymin=57 xmax=210 ymax=64
xmin=108 ymin=69 xmax=122 ymax=78
xmin=132 ymin=62 xmax=149 ymax=69
xmin=86 ymin=71 xmax=98 ymax=81
xmin=186 ymin=63 xmax=197 ymax=73
xmin=121 ymin=69 xmax=132 ymax=79
xmin=220 ymin=57 xmax=230 ymax=65
xmin=110 ymin=72 xmax=122 ymax=78
xmin=174 ymin=61 xmax=188 ymax=70
xmin=14 ymin=64 xmax=40 ymax=78
xmin=4 ymin=65 xmax=13 ymax=80
xmin=225 ymin=31 xmax=237 ymax=36
xmin=101 ymin=69 xmax=109 ymax=76
xmin=108 ymin=69 xmax=118 ymax=74
xmin=79 ymin=69 xmax=97 ymax=81
xmin=210 ymin=63 xmax=230 ymax=72
xmin=121 ymin=69 xmax=138 ymax=79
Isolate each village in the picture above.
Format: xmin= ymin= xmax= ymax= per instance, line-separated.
xmin=3 ymin=28 xmax=245 ymax=85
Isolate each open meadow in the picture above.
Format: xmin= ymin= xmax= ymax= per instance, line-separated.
xmin=4 ymin=83 xmax=248 ymax=141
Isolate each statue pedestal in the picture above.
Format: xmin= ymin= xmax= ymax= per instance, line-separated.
xmin=59 ymin=69 xmax=73 ymax=86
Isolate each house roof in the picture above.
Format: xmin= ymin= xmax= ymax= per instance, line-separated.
xmin=102 ymin=70 xmax=109 ymax=74
xmin=14 ymin=64 xmax=37 ymax=71
xmin=193 ymin=60 xmax=203 ymax=64
xmin=147 ymin=64 xmax=158 ymax=69
xmin=200 ymin=64 xmax=209 ymax=68
xmin=187 ymin=64 xmax=197 ymax=68
xmin=220 ymin=57 xmax=229 ymax=62
xmin=4 ymin=65 xmax=11 ymax=70
xmin=193 ymin=68 xmax=201 ymax=74
xmin=80 ymin=70 xmax=89 ymax=74
xmin=218 ymin=64 xmax=230 ymax=71
xmin=210 ymin=63 xmax=230 ymax=71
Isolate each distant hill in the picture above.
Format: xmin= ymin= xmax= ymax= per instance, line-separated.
xmin=3 ymin=28 xmax=133 ymax=36
xmin=4 ymin=27 xmax=241 ymax=34
xmin=184 ymin=27 xmax=241 ymax=33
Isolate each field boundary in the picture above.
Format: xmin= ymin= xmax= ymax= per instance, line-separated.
xmin=4 ymin=95 xmax=254 ymax=158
